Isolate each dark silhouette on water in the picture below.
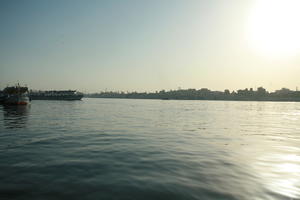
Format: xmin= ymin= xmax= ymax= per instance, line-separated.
xmin=0 ymin=84 xmax=30 ymax=105
xmin=86 ymin=87 xmax=300 ymax=102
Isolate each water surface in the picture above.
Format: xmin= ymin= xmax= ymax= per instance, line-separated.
xmin=0 ymin=98 xmax=299 ymax=200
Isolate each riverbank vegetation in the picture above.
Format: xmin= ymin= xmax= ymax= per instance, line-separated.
xmin=85 ymin=87 xmax=300 ymax=102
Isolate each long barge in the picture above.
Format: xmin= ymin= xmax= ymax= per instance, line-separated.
xmin=30 ymin=90 xmax=83 ymax=100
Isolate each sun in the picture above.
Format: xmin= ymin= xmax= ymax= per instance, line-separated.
xmin=247 ymin=0 xmax=300 ymax=58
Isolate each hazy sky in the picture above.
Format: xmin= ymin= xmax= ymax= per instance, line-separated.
xmin=1 ymin=0 xmax=300 ymax=92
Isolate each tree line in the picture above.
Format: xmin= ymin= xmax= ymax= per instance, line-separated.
xmin=85 ymin=87 xmax=300 ymax=101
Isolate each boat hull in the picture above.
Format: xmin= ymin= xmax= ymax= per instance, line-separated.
xmin=5 ymin=95 xmax=30 ymax=105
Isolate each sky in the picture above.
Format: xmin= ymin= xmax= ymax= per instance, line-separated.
xmin=1 ymin=0 xmax=300 ymax=92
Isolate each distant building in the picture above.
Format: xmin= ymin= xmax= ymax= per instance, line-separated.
xmin=275 ymin=88 xmax=291 ymax=95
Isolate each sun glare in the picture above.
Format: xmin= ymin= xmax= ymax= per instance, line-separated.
xmin=247 ymin=0 xmax=300 ymax=58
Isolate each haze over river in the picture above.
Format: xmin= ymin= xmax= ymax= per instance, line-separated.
xmin=0 ymin=98 xmax=299 ymax=200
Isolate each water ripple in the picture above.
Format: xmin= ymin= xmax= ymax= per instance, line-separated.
xmin=0 ymin=99 xmax=299 ymax=200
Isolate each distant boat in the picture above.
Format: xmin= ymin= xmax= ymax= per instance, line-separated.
xmin=2 ymin=84 xmax=30 ymax=105
xmin=30 ymin=90 xmax=83 ymax=100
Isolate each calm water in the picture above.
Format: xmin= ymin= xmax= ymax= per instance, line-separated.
xmin=0 ymin=98 xmax=299 ymax=200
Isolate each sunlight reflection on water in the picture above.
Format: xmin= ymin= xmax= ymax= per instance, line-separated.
xmin=254 ymin=148 xmax=300 ymax=199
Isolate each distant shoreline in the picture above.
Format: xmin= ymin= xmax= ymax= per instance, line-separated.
xmin=84 ymin=87 xmax=300 ymax=102
xmin=85 ymin=97 xmax=300 ymax=102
